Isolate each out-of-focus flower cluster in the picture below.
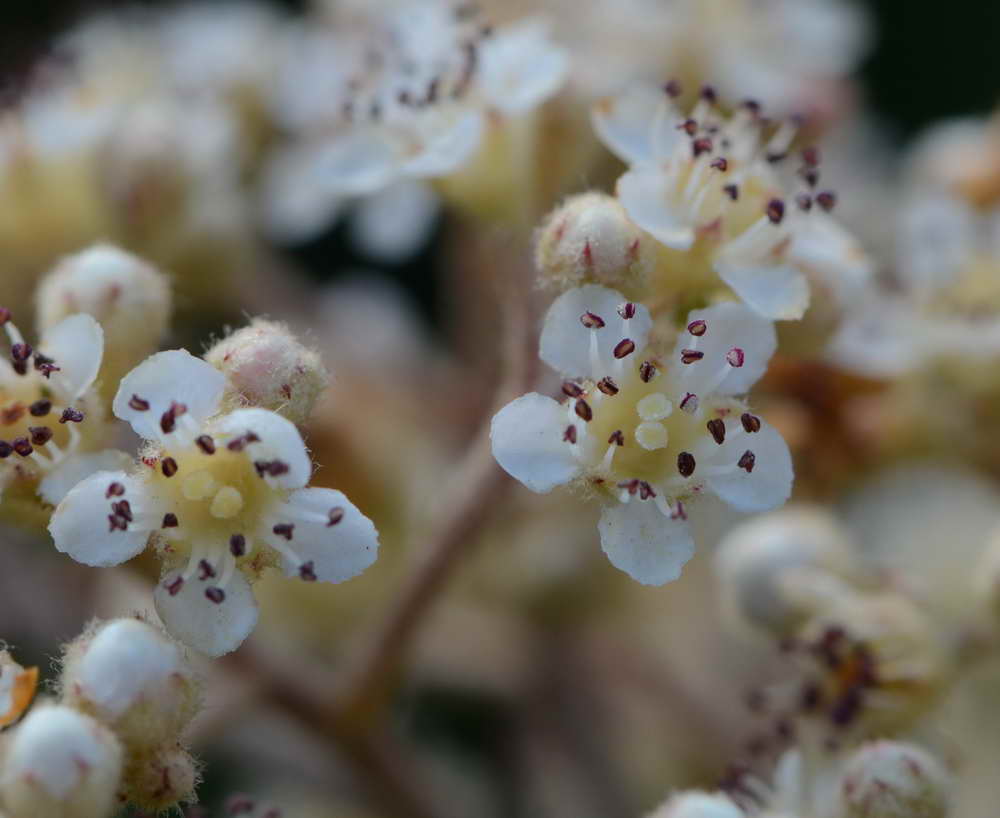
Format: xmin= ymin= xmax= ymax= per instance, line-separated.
xmin=3 ymin=0 xmax=1000 ymax=815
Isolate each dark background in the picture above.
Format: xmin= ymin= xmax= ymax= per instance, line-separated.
xmin=1 ymin=0 xmax=999 ymax=141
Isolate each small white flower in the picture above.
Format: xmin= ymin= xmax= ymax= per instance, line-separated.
xmin=48 ymin=350 xmax=380 ymax=656
xmin=592 ymin=84 xmax=865 ymax=321
xmin=491 ymin=285 xmax=792 ymax=585
xmin=0 ymin=308 xmax=116 ymax=506
xmin=260 ymin=2 xmax=568 ymax=241
xmin=1 ymin=705 xmax=123 ymax=818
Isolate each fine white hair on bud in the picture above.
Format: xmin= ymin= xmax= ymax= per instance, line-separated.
xmin=535 ymin=192 xmax=653 ymax=291
xmin=60 ymin=617 xmax=199 ymax=752
xmin=714 ymin=505 xmax=863 ymax=637
xmin=35 ymin=244 xmax=171 ymax=397
xmin=204 ymin=318 xmax=329 ymax=426
xmin=647 ymin=790 xmax=745 ymax=818
xmin=122 ymin=745 xmax=199 ymax=812
xmin=0 ymin=705 xmax=123 ymax=818
xmin=840 ymin=741 xmax=951 ymax=818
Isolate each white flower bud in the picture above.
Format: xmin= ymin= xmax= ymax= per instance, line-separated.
xmin=60 ymin=618 xmax=199 ymax=752
xmin=535 ymin=192 xmax=653 ymax=291
xmin=840 ymin=741 xmax=950 ymax=818
xmin=35 ymin=244 xmax=172 ymax=397
xmin=122 ymin=745 xmax=198 ymax=812
xmin=715 ymin=506 xmax=863 ymax=637
xmin=0 ymin=705 xmax=123 ymax=818
xmin=648 ymin=791 xmax=744 ymax=818
xmin=204 ymin=318 xmax=328 ymax=425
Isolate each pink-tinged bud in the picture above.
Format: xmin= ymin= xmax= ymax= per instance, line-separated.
xmin=535 ymin=192 xmax=653 ymax=290
xmin=840 ymin=741 xmax=950 ymax=818
xmin=205 ymin=318 xmax=328 ymax=425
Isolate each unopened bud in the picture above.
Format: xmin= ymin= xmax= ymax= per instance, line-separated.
xmin=36 ymin=245 xmax=171 ymax=400
xmin=1 ymin=705 xmax=123 ymax=818
xmin=60 ymin=618 xmax=199 ymax=752
xmin=122 ymin=745 xmax=198 ymax=812
xmin=840 ymin=741 xmax=950 ymax=818
xmin=204 ymin=318 xmax=328 ymax=425
xmin=648 ymin=791 xmax=744 ymax=818
xmin=535 ymin=192 xmax=653 ymax=291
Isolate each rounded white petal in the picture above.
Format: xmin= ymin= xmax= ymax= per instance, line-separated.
xmin=592 ymin=84 xmax=680 ymax=165
xmin=264 ymin=488 xmax=379 ymax=583
xmin=211 ymin=407 xmax=311 ymax=489
xmin=1 ymin=706 xmax=122 ymax=813
xmin=707 ymin=420 xmax=793 ymax=513
xmin=598 ymin=499 xmax=695 ymax=585
xmin=38 ymin=313 xmax=104 ymax=401
xmin=154 ymin=568 xmax=258 ymax=657
xmin=308 ymin=130 xmax=397 ymax=196
xmin=258 ymin=144 xmax=347 ymax=242
xmin=540 ymin=284 xmax=652 ymax=378
xmin=477 ymin=19 xmax=568 ymax=116
xmin=113 ymin=350 xmax=226 ymax=442
xmin=49 ymin=471 xmax=153 ymax=566
xmin=399 ymin=109 xmax=485 ymax=178
xmin=672 ymin=302 xmax=777 ymax=395
xmin=789 ymin=215 xmax=874 ymax=308
xmin=714 ymin=258 xmax=810 ymax=321
xmin=347 ymin=179 xmax=440 ymax=263
xmin=617 ymin=166 xmax=696 ymax=250
xmin=650 ymin=790 xmax=744 ymax=818
xmin=38 ymin=449 xmax=134 ymax=506
xmin=490 ymin=393 xmax=581 ymax=493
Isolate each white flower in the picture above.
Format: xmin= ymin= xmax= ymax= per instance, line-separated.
xmin=490 ymin=285 xmax=792 ymax=585
xmin=260 ymin=2 xmax=568 ymax=241
xmin=0 ymin=308 xmax=117 ymax=506
xmin=48 ymin=350 xmax=380 ymax=656
xmin=592 ymin=84 xmax=866 ymax=321
xmin=0 ymin=705 xmax=123 ymax=818
xmin=648 ymin=790 xmax=745 ymax=818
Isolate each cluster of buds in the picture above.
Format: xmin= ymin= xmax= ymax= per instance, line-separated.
xmin=0 ymin=618 xmax=201 ymax=817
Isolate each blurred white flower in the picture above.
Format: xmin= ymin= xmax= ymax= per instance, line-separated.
xmin=491 ymin=286 xmax=792 ymax=585
xmin=49 ymin=350 xmax=379 ymax=656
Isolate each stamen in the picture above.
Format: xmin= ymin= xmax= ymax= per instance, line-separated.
xmin=597 ymin=377 xmax=619 ymax=396
xmin=677 ymin=451 xmax=696 ymax=477
xmin=229 ymin=533 xmax=246 ymax=556
xmin=679 ymin=393 xmax=699 ymax=414
xmin=128 ymin=395 xmax=150 ymax=411
xmin=664 ymin=79 xmax=682 ymax=98
xmin=273 ymin=523 xmax=295 ymax=541
xmin=681 ymin=349 xmax=704 ymax=365
xmin=723 ymin=184 xmax=739 ymax=201
xmin=161 ymin=458 xmax=178 ymax=477
xmin=707 ymin=418 xmax=726 ymax=444
xmin=164 ymin=576 xmax=184 ymax=596
xmin=687 ymin=320 xmax=707 ymax=336
xmin=1 ymin=405 xmax=24 ymax=425
xmin=28 ymin=400 xmax=51 ymax=417
xmin=580 ymin=311 xmax=605 ymax=329
xmin=574 ymin=399 xmax=593 ymax=422
xmin=28 ymin=426 xmax=52 ymax=446
xmin=162 ymin=513 xmax=179 ymax=528
xmin=106 ymin=482 xmax=125 ymax=498
xmin=617 ymin=303 xmax=636 ymax=320
xmin=198 ymin=559 xmax=216 ymax=581
xmin=638 ymin=481 xmax=656 ymax=500
xmin=738 ymin=450 xmax=756 ymax=472
xmin=563 ymin=425 xmax=577 ymax=444
xmin=562 ymin=381 xmax=584 ymax=398
xmin=59 ymin=408 xmax=84 ymax=423
xmin=816 ymin=191 xmax=837 ymax=212
xmin=327 ymin=507 xmax=345 ymax=526
xmin=726 ymin=348 xmax=745 ymax=368
xmin=204 ymin=587 xmax=225 ymax=604
xmin=639 ymin=361 xmax=657 ymax=382
xmin=299 ymin=562 xmax=317 ymax=582
xmin=111 ymin=500 xmax=132 ymax=522
xmin=741 ymin=413 xmax=761 ymax=433
xmin=608 ymin=429 xmax=624 ymax=446
xmin=12 ymin=438 xmax=32 ymax=457
xmin=195 ymin=435 xmax=216 ymax=454
xmin=0 ymin=441 xmax=10 ymax=458
xmin=766 ymin=199 xmax=785 ymax=224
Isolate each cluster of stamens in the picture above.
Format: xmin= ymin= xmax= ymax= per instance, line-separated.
xmin=0 ymin=308 xmax=86 ymax=473
xmin=108 ymin=396 xmax=348 ymax=605
xmin=559 ymin=305 xmax=762 ymax=517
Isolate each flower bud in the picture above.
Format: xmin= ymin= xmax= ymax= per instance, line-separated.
xmin=714 ymin=506 xmax=862 ymax=637
xmin=122 ymin=745 xmax=198 ymax=812
xmin=648 ymin=791 xmax=744 ymax=818
xmin=840 ymin=741 xmax=950 ymax=818
xmin=535 ymin=192 xmax=652 ymax=291
xmin=35 ymin=244 xmax=172 ymax=399
xmin=0 ymin=651 xmax=38 ymax=728
xmin=204 ymin=318 xmax=328 ymax=425
xmin=0 ymin=705 xmax=123 ymax=818
xmin=60 ymin=618 xmax=199 ymax=752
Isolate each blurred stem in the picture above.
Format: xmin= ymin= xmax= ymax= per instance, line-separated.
xmin=338 ymin=268 xmax=537 ymax=721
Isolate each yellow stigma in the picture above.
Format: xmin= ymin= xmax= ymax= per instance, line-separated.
xmin=637 ymin=392 xmax=672 ymax=421
xmin=210 ymin=486 xmax=244 ymax=519
xmin=182 ymin=470 xmax=218 ymax=501
xmin=635 ymin=421 xmax=668 ymax=450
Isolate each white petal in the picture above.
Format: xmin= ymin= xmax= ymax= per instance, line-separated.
xmin=616 ymin=166 xmax=695 ymax=250
xmin=399 ymin=109 xmax=484 ymax=178
xmin=49 ymin=471 xmax=153 ymax=566
xmin=490 ymin=393 xmax=581 ymax=493
xmin=258 ymin=144 xmax=347 ymax=242
xmin=825 ymin=298 xmax=924 ymax=377
xmin=312 ymin=130 xmax=397 ymax=196
xmin=476 ymin=19 xmax=568 ymax=116
xmin=263 ymin=488 xmax=379 ymax=583
xmin=347 ymin=179 xmax=440 ymax=263
xmin=38 ymin=314 xmax=104 ymax=401
xmin=672 ymin=302 xmax=777 ymax=395
xmin=113 ymin=350 xmax=226 ymax=443
xmin=154 ymin=568 xmax=258 ymax=657
xmin=714 ymin=258 xmax=810 ymax=321
xmin=540 ymin=284 xmax=652 ymax=379
xmin=598 ymin=499 xmax=695 ymax=585
xmin=788 ymin=215 xmax=874 ymax=308
xmin=210 ymin=408 xmax=311 ymax=490
xmin=38 ymin=449 xmax=134 ymax=506
xmin=591 ymin=84 xmax=680 ymax=165
xmin=707 ymin=420 xmax=793 ymax=513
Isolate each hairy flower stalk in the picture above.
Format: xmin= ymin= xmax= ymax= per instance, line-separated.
xmin=48 ymin=349 xmax=379 ymax=655
xmin=491 ymin=285 xmax=792 ymax=584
